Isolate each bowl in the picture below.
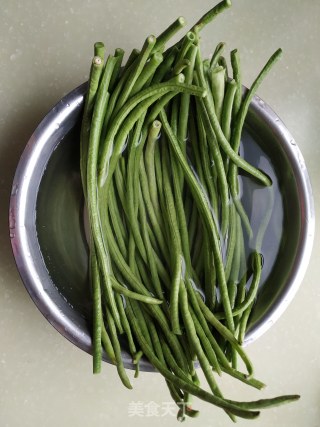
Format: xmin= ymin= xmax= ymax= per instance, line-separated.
xmin=9 ymin=82 xmax=315 ymax=370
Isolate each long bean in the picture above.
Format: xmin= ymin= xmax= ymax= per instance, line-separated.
xmin=159 ymin=109 xmax=235 ymax=332
xmin=115 ymin=293 xmax=137 ymax=357
xmin=221 ymin=251 xmax=262 ymax=319
xmin=130 ymin=52 xmax=164 ymax=96
xmin=193 ymin=89 xmax=229 ymax=236
xmin=114 ymin=35 xmax=157 ymax=113
xmin=98 ymin=76 xmax=206 ymax=186
xmin=101 ymin=322 xmax=116 ymax=364
xmin=162 ymin=141 xmax=183 ymax=335
xmin=195 ymin=293 xmax=254 ymax=377
xmin=90 ymin=248 xmax=102 ymax=373
xmin=230 ymin=49 xmax=242 ymax=118
xmin=107 ymin=180 xmax=127 ymax=258
xmin=144 ymin=121 xmax=162 ymax=217
xmin=110 ymin=276 xmax=162 ymax=305
xmin=152 ymin=46 xmax=179 ymax=83
xmin=102 ymin=213 xmax=190 ymax=370
xmin=137 ymin=184 xmax=164 ymax=300
xmin=192 ymin=0 xmax=231 ymax=33
xmin=179 ymin=288 xmax=236 ymax=422
xmin=210 ymin=42 xmax=225 ymax=68
xmin=195 ymin=60 xmax=272 ymax=186
xmin=126 ymin=114 xmax=149 ymax=264
xmin=109 ymin=48 xmax=125 ymax=92
xmin=208 ymin=65 xmax=225 ymax=123
xmin=80 ymin=1 xmax=298 ymax=421
xmin=228 ymin=49 xmax=282 ymax=203
xmin=221 ymin=79 xmax=237 ymax=142
xmin=226 ymin=395 xmax=300 ymax=410
xmin=140 ymin=145 xmax=170 ymax=262
xmin=86 ymin=55 xmax=121 ymax=331
xmin=104 ymin=306 xmax=132 ymax=389
xmin=80 ymin=54 xmax=104 ymax=195
xmin=153 ymin=16 xmax=186 ymax=53
xmin=126 ymin=298 xmax=260 ymax=419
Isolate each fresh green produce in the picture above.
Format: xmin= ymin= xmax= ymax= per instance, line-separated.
xmin=80 ymin=0 xmax=299 ymax=421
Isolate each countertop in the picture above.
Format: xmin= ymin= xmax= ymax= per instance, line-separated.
xmin=1 ymin=1 xmax=319 ymax=426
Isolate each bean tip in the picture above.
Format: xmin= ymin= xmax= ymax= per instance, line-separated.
xmin=253 ymin=410 xmax=260 ymax=419
xmin=291 ymin=395 xmax=300 ymax=402
xmin=176 ymin=408 xmax=186 ymax=422
xmin=152 ymin=120 xmax=162 ymax=129
xmin=94 ymin=41 xmax=104 ymax=49
xmin=93 ymin=364 xmax=102 ymax=374
xmin=92 ymin=55 xmax=103 ymax=66
xmin=152 ymin=51 xmax=164 ymax=62
xmin=172 ymin=326 xmax=183 ymax=335
xmin=115 ymin=47 xmax=125 ymax=56
xmin=178 ymin=16 xmax=186 ymax=26
xmin=147 ymin=35 xmax=156 ymax=44
xmin=186 ymin=407 xmax=200 ymax=418
xmin=187 ymin=31 xmax=197 ymax=42
xmin=176 ymin=73 xmax=186 ymax=83
xmin=266 ymin=175 xmax=273 ymax=186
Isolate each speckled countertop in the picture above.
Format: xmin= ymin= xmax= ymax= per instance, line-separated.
xmin=1 ymin=1 xmax=320 ymax=426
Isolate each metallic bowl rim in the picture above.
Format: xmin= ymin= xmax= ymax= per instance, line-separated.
xmin=9 ymin=82 xmax=315 ymax=365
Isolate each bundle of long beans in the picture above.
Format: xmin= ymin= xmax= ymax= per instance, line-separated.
xmin=80 ymin=0 xmax=299 ymax=421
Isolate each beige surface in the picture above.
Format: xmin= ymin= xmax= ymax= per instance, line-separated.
xmin=1 ymin=0 xmax=320 ymax=426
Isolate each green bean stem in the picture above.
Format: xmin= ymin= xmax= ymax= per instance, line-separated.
xmin=104 ymin=306 xmax=133 ymax=389
xmin=101 ymin=322 xmax=116 ymax=364
xmin=230 ymin=49 xmax=242 ymax=118
xmin=195 ymin=60 xmax=272 ymax=187
xmin=192 ymin=0 xmax=232 ymax=33
xmin=90 ymin=249 xmax=102 ymax=373
xmin=162 ymin=142 xmax=183 ymax=334
xmin=98 ymin=76 xmax=206 ymax=187
xmin=159 ymin=109 xmax=235 ymax=332
xmin=144 ymin=121 xmax=162 ymax=216
xmin=126 ymin=297 xmax=260 ymax=420
xmin=80 ymin=5 xmax=297 ymax=421
xmin=131 ymin=52 xmax=164 ymax=96
xmin=153 ymin=16 xmax=186 ymax=53
xmin=115 ymin=293 xmax=137 ymax=356
xmin=216 ymin=251 xmax=262 ymax=319
xmin=221 ymin=79 xmax=237 ymax=142
xmin=80 ymin=54 xmax=104 ymax=195
xmin=210 ymin=42 xmax=225 ymax=68
xmin=114 ymin=35 xmax=157 ymax=114
xmin=109 ymin=48 xmax=125 ymax=92
xmin=208 ymin=65 xmax=226 ymax=123
xmin=110 ymin=276 xmax=162 ymax=304
xmin=228 ymin=49 xmax=282 ymax=197
xmin=86 ymin=55 xmax=121 ymax=331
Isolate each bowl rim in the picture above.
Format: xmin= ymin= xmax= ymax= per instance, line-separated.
xmin=9 ymin=82 xmax=315 ymax=366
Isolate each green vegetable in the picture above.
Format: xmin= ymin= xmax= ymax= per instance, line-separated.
xmin=80 ymin=0 xmax=299 ymax=422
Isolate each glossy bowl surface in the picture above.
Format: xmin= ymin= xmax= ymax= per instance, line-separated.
xmin=9 ymin=82 xmax=315 ymax=370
